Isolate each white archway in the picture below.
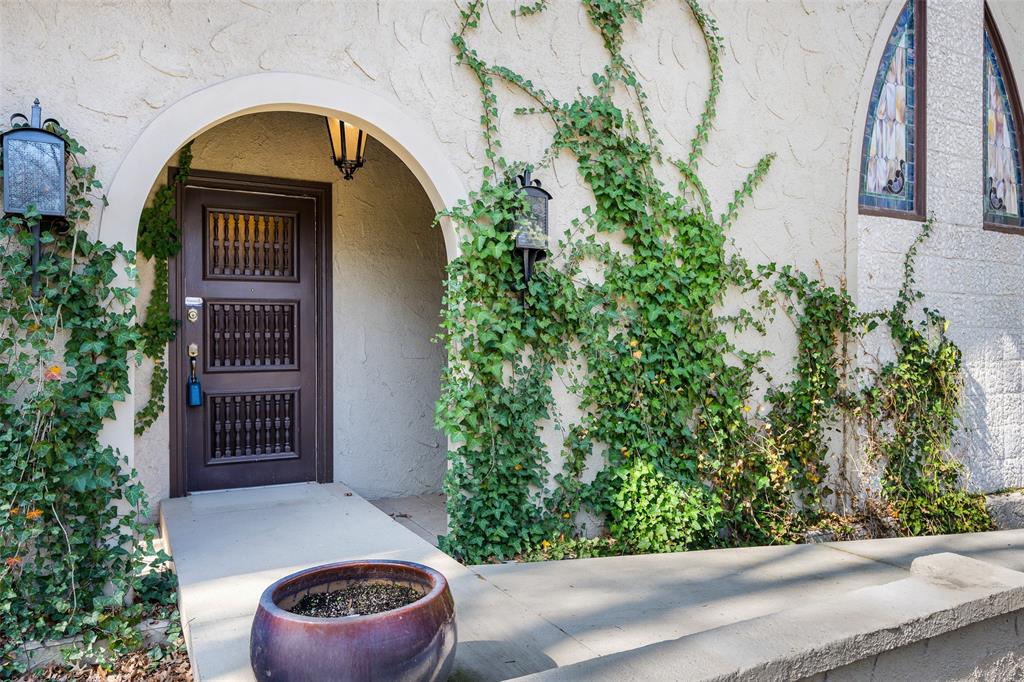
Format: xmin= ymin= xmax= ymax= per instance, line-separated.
xmin=99 ymin=72 xmax=467 ymax=261
xmin=99 ymin=72 xmax=468 ymax=479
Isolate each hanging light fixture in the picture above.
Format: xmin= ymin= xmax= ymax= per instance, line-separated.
xmin=515 ymin=169 xmax=551 ymax=285
xmin=325 ymin=117 xmax=367 ymax=180
xmin=1 ymin=99 xmax=67 ymax=297
xmin=3 ymin=99 xmax=66 ymax=218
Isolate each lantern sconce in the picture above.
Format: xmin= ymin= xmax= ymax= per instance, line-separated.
xmin=515 ymin=169 xmax=551 ymax=298
xmin=1 ymin=99 xmax=68 ymax=297
xmin=325 ymin=117 xmax=368 ymax=180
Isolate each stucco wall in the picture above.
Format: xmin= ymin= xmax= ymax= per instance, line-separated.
xmin=0 ymin=0 xmax=1022 ymax=504
xmin=855 ymin=0 xmax=1024 ymax=493
xmin=133 ymin=112 xmax=446 ymax=504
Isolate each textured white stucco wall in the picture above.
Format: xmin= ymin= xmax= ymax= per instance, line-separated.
xmin=856 ymin=0 xmax=1024 ymax=493
xmin=132 ymin=112 xmax=446 ymax=504
xmin=0 ymin=0 xmax=1021 ymax=504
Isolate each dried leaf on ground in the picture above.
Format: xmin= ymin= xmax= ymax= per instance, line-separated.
xmin=22 ymin=651 xmax=192 ymax=682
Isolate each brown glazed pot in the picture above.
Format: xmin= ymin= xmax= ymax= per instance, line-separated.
xmin=250 ymin=560 xmax=457 ymax=682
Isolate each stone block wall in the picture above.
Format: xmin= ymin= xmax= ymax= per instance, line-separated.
xmin=856 ymin=0 xmax=1024 ymax=493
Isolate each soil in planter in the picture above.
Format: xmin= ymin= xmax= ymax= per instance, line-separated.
xmin=289 ymin=582 xmax=421 ymax=618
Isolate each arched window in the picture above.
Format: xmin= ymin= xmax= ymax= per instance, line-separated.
xmin=984 ymin=7 xmax=1023 ymax=231
xmin=859 ymin=0 xmax=926 ymax=218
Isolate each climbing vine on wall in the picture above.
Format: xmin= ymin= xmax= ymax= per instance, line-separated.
xmin=134 ymin=143 xmax=193 ymax=435
xmin=858 ymin=220 xmax=992 ymax=536
xmin=437 ymin=0 xmax=990 ymax=565
xmin=0 ymin=126 xmax=178 ymax=676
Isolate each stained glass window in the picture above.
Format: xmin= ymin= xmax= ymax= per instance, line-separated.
xmin=859 ymin=1 xmax=920 ymax=215
xmin=984 ymin=30 xmax=1023 ymax=228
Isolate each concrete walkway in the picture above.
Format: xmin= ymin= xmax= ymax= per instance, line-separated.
xmin=161 ymin=482 xmax=1024 ymax=681
xmin=161 ymin=483 xmax=592 ymax=681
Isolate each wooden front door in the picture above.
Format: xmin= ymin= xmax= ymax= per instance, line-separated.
xmin=175 ymin=171 xmax=331 ymax=493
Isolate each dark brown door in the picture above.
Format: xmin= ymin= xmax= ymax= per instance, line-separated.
xmin=179 ymin=177 xmax=324 ymax=492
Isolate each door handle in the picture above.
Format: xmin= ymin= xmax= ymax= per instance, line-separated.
xmin=187 ymin=343 xmax=202 ymax=407
xmin=188 ymin=343 xmax=199 ymax=378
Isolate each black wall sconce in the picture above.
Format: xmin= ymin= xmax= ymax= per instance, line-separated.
xmin=515 ymin=169 xmax=551 ymax=292
xmin=1 ymin=99 xmax=67 ymax=297
xmin=325 ymin=117 xmax=368 ymax=180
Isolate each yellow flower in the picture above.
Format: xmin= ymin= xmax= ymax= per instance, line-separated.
xmin=743 ymin=405 xmax=751 ymax=412
xmin=629 ymin=339 xmax=639 ymax=348
xmin=25 ymin=509 xmax=43 ymax=521
xmin=562 ymin=512 xmax=571 ymax=519
xmin=541 ymin=540 xmax=551 ymax=549
xmin=632 ymin=350 xmax=642 ymax=359
xmin=514 ymin=464 xmax=522 ymax=471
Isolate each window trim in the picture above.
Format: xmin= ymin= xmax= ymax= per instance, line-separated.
xmin=859 ymin=0 xmax=928 ymax=221
xmin=982 ymin=3 xmax=1024 ymax=235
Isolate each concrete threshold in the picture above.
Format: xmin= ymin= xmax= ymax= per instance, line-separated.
xmin=162 ymin=483 xmax=1024 ymax=681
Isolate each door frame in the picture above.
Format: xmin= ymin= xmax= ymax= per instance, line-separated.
xmin=167 ymin=168 xmax=334 ymax=497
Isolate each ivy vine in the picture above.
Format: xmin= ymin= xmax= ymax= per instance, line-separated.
xmin=135 ymin=143 xmax=193 ymax=435
xmin=438 ymin=0 xmax=990 ymax=564
xmin=0 ymin=125 xmax=179 ymax=677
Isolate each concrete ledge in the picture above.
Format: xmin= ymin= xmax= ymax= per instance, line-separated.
xmin=16 ymin=619 xmax=170 ymax=671
xmin=513 ymin=553 xmax=1024 ymax=681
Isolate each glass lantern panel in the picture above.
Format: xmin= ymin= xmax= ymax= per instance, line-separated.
xmin=3 ymin=135 xmax=65 ymax=216
xmin=343 ymin=122 xmax=363 ymax=161
xmin=516 ymin=194 xmax=548 ymax=250
xmin=327 ymin=118 xmax=344 ymax=160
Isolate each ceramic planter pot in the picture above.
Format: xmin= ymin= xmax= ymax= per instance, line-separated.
xmin=250 ymin=560 xmax=457 ymax=682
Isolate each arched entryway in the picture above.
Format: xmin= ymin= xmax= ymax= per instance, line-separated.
xmin=98 ymin=73 xmax=466 ymax=504
xmin=99 ymin=72 xmax=465 ymax=255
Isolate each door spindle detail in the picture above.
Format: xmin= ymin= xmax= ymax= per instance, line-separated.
xmin=205 ymin=301 xmax=297 ymax=371
xmin=205 ymin=209 xmax=296 ymax=280
xmin=207 ymin=391 xmax=298 ymax=463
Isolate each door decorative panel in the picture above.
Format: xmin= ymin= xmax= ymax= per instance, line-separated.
xmin=205 ymin=301 xmax=298 ymax=371
xmin=208 ymin=391 xmax=298 ymax=464
xmin=205 ymin=209 xmax=297 ymax=280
